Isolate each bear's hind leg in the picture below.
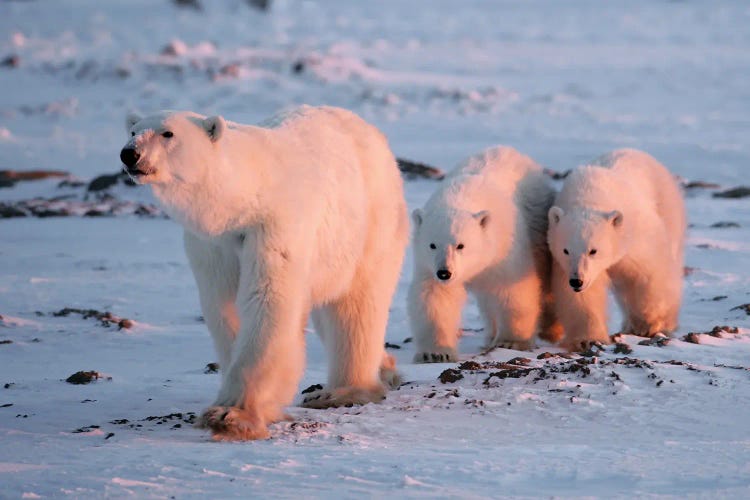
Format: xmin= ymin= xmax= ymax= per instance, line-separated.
xmin=301 ymin=289 xmax=390 ymax=409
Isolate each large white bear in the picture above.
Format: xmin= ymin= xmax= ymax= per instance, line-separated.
xmin=408 ymin=146 xmax=559 ymax=362
xmin=547 ymin=149 xmax=686 ymax=350
xmin=120 ymin=106 xmax=409 ymax=440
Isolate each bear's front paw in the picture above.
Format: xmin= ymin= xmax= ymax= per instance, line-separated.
xmin=487 ymin=339 xmax=535 ymax=351
xmin=196 ymin=406 xmax=270 ymax=441
xmin=413 ymin=347 xmax=458 ymax=364
xmin=301 ymin=385 xmax=386 ymax=409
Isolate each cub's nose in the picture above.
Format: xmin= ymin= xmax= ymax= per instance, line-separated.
xmin=569 ymin=278 xmax=583 ymax=291
xmin=436 ymin=269 xmax=452 ymax=281
xmin=120 ymin=147 xmax=140 ymax=168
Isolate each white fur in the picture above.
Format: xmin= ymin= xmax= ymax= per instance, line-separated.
xmin=408 ymin=146 xmax=558 ymax=362
xmin=122 ymin=106 xmax=409 ymax=440
xmin=547 ymin=148 xmax=686 ymax=350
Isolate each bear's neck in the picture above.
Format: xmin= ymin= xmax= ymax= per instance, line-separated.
xmin=153 ymin=128 xmax=276 ymax=238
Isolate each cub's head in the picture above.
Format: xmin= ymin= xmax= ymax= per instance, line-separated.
xmin=547 ymin=206 xmax=625 ymax=292
xmin=412 ymin=207 xmax=494 ymax=284
xmin=120 ymin=111 xmax=226 ymax=185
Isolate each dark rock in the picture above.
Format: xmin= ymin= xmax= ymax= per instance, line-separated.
xmin=204 ymin=362 xmax=219 ymax=374
xmin=117 ymin=319 xmax=134 ymax=329
xmin=384 ymin=342 xmax=401 ymax=349
xmin=1 ymin=203 xmax=27 ymax=218
xmin=613 ymin=343 xmax=633 ymax=355
xmin=292 ymin=60 xmax=305 ymax=74
xmin=713 ymin=186 xmax=750 ymax=199
xmin=730 ymin=304 xmax=750 ymax=316
xmin=1 ymin=55 xmax=20 ymax=68
xmin=710 ymin=221 xmax=740 ymax=228
xmin=438 ymin=368 xmax=464 ymax=384
xmin=173 ymin=0 xmax=202 ymax=9
xmin=65 ymin=370 xmax=105 ymax=385
xmin=0 ymin=169 xmax=69 ymax=182
xmin=0 ymin=403 xmax=12 ymax=408
xmin=457 ymin=360 xmax=482 ymax=371
xmin=301 ymin=383 xmax=323 ymax=394
xmin=507 ymin=357 xmax=531 ymax=366
xmin=537 ymin=352 xmax=558 ymax=359
xmin=0 ymin=340 xmax=13 ymax=345
xmin=402 ymin=337 xmax=413 ymax=343
xmin=683 ymin=180 xmax=720 ymax=189
xmin=87 ymin=173 xmax=122 ymax=192
xmin=396 ymin=158 xmax=445 ymax=180
xmin=682 ymin=333 xmax=701 ymax=344
xmin=683 ymin=266 xmax=698 ymax=277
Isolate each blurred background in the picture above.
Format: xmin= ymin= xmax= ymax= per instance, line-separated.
xmin=1 ymin=0 xmax=748 ymax=182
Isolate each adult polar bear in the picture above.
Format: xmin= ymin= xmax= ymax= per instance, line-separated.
xmin=409 ymin=146 xmax=559 ymax=362
xmin=547 ymin=149 xmax=686 ymax=350
xmin=120 ymin=106 xmax=409 ymax=441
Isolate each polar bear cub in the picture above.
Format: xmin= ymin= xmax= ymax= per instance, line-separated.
xmin=547 ymin=149 xmax=686 ymax=350
xmin=409 ymin=146 xmax=558 ymax=362
xmin=120 ymin=106 xmax=409 ymax=440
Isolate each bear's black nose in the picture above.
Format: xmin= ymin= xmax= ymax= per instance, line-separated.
xmin=569 ymin=278 xmax=583 ymax=291
xmin=436 ymin=269 xmax=452 ymax=281
xmin=120 ymin=147 xmax=140 ymax=168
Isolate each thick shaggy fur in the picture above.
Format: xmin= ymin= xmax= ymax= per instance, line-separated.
xmin=408 ymin=146 xmax=558 ymax=362
xmin=121 ymin=106 xmax=409 ymax=440
xmin=547 ymin=148 xmax=686 ymax=351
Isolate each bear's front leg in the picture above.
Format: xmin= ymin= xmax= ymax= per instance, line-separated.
xmin=183 ymin=231 xmax=240 ymax=369
xmin=408 ymin=273 xmax=467 ymax=363
xmin=552 ymin=262 xmax=610 ymax=351
xmin=489 ymin=273 xmax=542 ymax=351
xmin=197 ymin=244 xmax=309 ymax=441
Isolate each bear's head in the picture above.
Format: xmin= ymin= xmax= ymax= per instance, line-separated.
xmin=120 ymin=111 xmax=226 ymax=185
xmin=411 ymin=207 xmax=495 ymax=284
xmin=547 ymin=206 xmax=625 ymax=292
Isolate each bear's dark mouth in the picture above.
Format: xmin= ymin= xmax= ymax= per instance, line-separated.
xmin=123 ymin=165 xmax=151 ymax=177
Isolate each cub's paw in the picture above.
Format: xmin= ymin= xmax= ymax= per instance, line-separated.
xmin=488 ymin=339 xmax=535 ymax=351
xmin=413 ymin=348 xmax=458 ymax=364
xmin=196 ymin=406 xmax=270 ymax=441
xmin=301 ymin=385 xmax=386 ymax=409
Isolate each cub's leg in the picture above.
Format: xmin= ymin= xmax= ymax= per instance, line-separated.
xmin=490 ymin=273 xmax=542 ymax=351
xmin=553 ymin=261 xmax=610 ymax=351
xmin=409 ymin=274 xmax=467 ymax=363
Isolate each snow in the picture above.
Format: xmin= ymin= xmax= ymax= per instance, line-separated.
xmin=2 ymin=0 xmax=750 ymax=497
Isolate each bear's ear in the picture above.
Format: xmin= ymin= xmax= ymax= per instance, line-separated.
xmin=125 ymin=112 xmax=142 ymax=131
xmin=411 ymin=208 xmax=423 ymax=227
xmin=607 ymin=210 xmax=624 ymax=228
xmin=203 ymin=115 xmax=226 ymax=142
xmin=548 ymin=206 xmax=564 ymax=225
xmin=474 ymin=210 xmax=490 ymax=229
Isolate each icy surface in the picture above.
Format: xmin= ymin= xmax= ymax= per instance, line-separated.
xmin=1 ymin=1 xmax=750 ymax=498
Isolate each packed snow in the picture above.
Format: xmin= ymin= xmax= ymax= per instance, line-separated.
xmin=1 ymin=1 xmax=749 ymax=498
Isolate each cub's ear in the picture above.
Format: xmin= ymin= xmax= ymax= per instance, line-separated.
xmin=474 ymin=210 xmax=490 ymax=229
xmin=126 ymin=112 xmax=142 ymax=131
xmin=411 ymin=208 xmax=423 ymax=227
xmin=548 ymin=206 xmax=564 ymax=225
xmin=607 ymin=210 xmax=624 ymax=228
xmin=203 ymin=115 xmax=226 ymax=142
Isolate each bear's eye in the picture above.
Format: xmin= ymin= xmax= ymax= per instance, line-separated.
xmin=563 ymin=248 xmax=569 ymax=255
xmin=457 ymin=243 xmax=464 ymax=250
xmin=429 ymin=243 xmax=436 ymax=250
xmin=131 ymin=131 xmax=135 ymax=137
xmin=589 ymin=249 xmax=597 ymax=255
xmin=162 ymin=131 xmax=174 ymax=138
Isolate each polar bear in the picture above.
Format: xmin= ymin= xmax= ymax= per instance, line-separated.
xmin=408 ymin=146 xmax=559 ymax=362
xmin=120 ymin=106 xmax=409 ymax=440
xmin=547 ymin=149 xmax=686 ymax=351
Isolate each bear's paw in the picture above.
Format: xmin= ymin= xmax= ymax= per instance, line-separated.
xmin=301 ymin=385 xmax=386 ymax=409
xmin=196 ymin=406 xmax=270 ymax=441
xmin=413 ymin=347 xmax=459 ymax=364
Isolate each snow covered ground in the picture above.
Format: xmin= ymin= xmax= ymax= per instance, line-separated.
xmin=1 ymin=1 xmax=750 ymax=497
